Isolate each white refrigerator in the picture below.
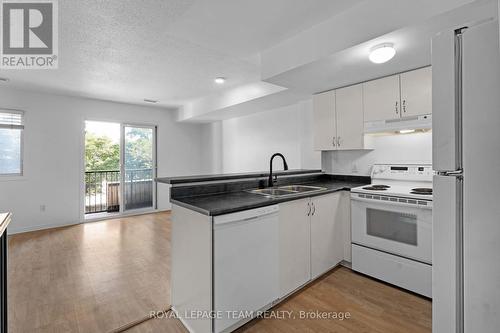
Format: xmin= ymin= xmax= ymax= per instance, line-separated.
xmin=432 ymin=19 xmax=500 ymax=332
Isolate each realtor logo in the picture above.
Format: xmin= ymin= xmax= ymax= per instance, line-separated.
xmin=1 ymin=0 xmax=58 ymax=69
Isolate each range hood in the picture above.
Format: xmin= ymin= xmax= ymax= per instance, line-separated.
xmin=364 ymin=114 xmax=432 ymax=134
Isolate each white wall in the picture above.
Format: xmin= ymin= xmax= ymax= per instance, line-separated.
xmin=298 ymin=100 xmax=322 ymax=170
xmin=0 ymin=87 xmax=208 ymax=233
xmin=200 ymin=121 xmax=223 ymax=174
xmin=219 ymin=100 xmax=321 ymax=173
xmin=322 ymin=132 xmax=432 ymax=176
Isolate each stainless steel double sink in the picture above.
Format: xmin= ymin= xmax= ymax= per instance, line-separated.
xmin=248 ymin=185 xmax=327 ymax=198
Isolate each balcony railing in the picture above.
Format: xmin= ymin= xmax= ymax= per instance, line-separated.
xmin=85 ymin=169 xmax=154 ymax=214
xmin=124 ymin=168 xmax=154 ymax=210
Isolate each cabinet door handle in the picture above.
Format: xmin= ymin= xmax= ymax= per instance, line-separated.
xmin=395 ymin=101 xmax=399 ymax=115
xmin=402 ymin=99 xmax=406 ymax=113
xmin=332 ymin=137 xmax=336 ymax=147
xmin=312 ymin=203 xmax=316 ymax=216
xmin=307 ymin=202 xmax=311 ymax=216
xmin=337 ymin=136 xmax=341 ymax=147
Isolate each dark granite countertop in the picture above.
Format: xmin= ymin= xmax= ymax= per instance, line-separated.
xmin=156 ymin=169 xmax=322 ymax=185
xmin=170 ymin=176 xmax=369 ymax=216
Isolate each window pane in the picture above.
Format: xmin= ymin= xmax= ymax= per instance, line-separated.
xmin=124 ymin=127 xmax=154 ymax=210
xmin=0 ymin=128 xmax=22 ymax=174
xmin=366 ymin=208 xmax=418 ymax=245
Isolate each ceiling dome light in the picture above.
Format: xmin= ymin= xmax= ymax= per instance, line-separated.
xmin=369 ymin=44 xmax=396 ymax=64
xmin=214 ymin=77 xmax=226 ymax=84
xmin=399 ymin=129 xmax=416 ymax=134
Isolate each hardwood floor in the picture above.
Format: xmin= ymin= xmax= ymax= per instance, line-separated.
xmin=235 ymin=266 xmax=431 ymax=333
xmin=8 ymin=212 xmax=171 ymax=333
xmin=8 ymin=212 xmax=431 ymax=333
xmin=133 ymin=266 xmax=431 ymax=333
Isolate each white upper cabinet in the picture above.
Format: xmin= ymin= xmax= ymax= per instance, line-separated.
xmin=363 ymin=67 xmax=432 ymax=122
xmin=313 ymin=85 xmax=365 ymax=151
xmin=313 ymin=90 xmax=336 ymax=151
xmin=336 ymin=83 xmax=364 ymax=150
xmin=313 ymin=67 xmax=432 ymax=151
xmin=363 ymin=74 xmax=401 ymax=122
xmin=400 ymin=67 xmax=432 ymax=117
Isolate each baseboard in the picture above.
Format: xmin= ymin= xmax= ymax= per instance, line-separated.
xmin=7 ymin=209 xmax=171 ymax=235
xmin=340 ymin=260 xmax=352 ymax=269
xmin=83 ymin=209 xmax=170 ymax=223
xmin=7 ymin=221 xmax=82 ymax=235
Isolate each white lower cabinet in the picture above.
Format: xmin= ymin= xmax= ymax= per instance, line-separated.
xmin=310 ymin=193 xmax=345 ymax=279
xmin=278 ymin=192 xmax=346 ymax=298
xmin=342 ymin=192 xmax=352 ymax=263
xmin=278 ymin=198 xmax=311 ymax=298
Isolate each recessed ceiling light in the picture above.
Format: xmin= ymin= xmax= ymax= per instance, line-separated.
xmin=214 ymin=77 xmax=226 ymax=84
xmin=369 ymin=44 xmax=396 ymax=64
xmin=0 ymin=77 xmax=9 ymax=83
xmin=143 ymin=98 xmax=158 ymax=103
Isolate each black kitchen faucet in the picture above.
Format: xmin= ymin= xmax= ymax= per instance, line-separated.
xmin=268 ymin=153 xmax=288 ymax=187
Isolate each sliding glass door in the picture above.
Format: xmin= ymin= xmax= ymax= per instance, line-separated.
xmin=83 ymin=121 xmax=157 ymax=218
xmin=84 ymin=121 xmax=121 ymax=215
xmin=122 ymin=125 xmax=157 ymax=211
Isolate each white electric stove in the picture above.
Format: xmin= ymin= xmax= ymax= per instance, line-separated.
xmin=351 ymin=164 xmax=433 ymax=201
xmin=350 ymin=164 xmax=433 ymax=298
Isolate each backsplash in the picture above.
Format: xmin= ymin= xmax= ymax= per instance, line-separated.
xmin=322 ymin=132 xmax=432 ymax=176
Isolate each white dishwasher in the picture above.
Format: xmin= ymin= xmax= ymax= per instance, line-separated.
xmin=213 ymin=205 xmax=280 ymax=333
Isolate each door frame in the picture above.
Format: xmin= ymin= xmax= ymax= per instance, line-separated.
xmin=80 ymin=119 xmax=158 ymax=223
xmin=120 ymin=123 xmax=158 ymax=214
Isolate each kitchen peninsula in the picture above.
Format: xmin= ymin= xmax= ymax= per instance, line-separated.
xmin=0 ymin=213 xmax=10 ymax=332
xmin=157 ymin=170 xmax=369 ymax=333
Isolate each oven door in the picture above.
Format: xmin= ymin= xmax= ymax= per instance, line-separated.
xmin=351 ymin=195 xmax=432 ymax=264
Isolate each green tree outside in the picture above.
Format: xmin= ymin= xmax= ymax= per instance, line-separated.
xmin=124 ymin=127 xmax=153 ymax=170
xmin=85 ymin=132 xmax=120 ymax=171
xmin=85 ymin=128 xmax=153 ymax=171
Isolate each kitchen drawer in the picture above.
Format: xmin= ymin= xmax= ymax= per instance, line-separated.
xmin=351 ymin=244 xmax=432 ymax=297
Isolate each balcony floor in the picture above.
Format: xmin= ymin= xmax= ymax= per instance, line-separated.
xmin=84 ymin=211 xmax=121 ymax=221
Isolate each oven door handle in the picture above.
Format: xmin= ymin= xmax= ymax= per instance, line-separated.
xmin=350 ymin=195 xmax=433 ymax=210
